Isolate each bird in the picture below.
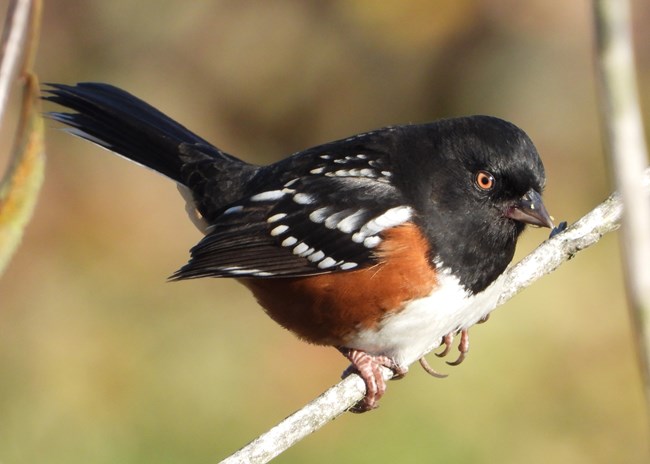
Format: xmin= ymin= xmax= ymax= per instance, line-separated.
xmin=44 ymin=82 xmax=554 ymax=412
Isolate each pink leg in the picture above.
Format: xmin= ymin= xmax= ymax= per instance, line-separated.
xmin=338 ymin=347 xmax=407 ymax=413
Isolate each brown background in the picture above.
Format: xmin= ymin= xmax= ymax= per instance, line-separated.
xmin=1 ymin=1 xmax=649 ymax=462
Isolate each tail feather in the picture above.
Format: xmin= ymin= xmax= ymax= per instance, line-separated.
xmin=44 ymin=82 xmax=238 ymax=182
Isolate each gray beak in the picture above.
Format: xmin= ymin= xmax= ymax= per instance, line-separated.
xmin=505 ymin=189 xmax=554 ymax=228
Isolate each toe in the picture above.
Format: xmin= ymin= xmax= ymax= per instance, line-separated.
xmin=339 ymin=348 xmax=400 ymax=412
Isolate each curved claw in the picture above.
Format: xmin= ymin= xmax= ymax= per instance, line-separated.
xmin=446 ymin=328 xmax=469 ymax=367
xmin=419 ymin=357 xmax=448 ymax=378
xmin=446 ymin=351 xmax=466 ymax=366
xmin=435 ymin=333 xmax=454 ymax=358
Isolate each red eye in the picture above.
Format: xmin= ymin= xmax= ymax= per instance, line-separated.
xmin=475 ymin=171 xmax=495 ymax=190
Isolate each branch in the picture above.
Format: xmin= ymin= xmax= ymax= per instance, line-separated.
xmin=593 ymin=0 xmax=650 ymax=417
xmin=0 ymin=0 xmax=32 ymax=127
xmin=0 ymin=0 xmax=45 ymax=275
xmin=0 ymin=0 xmax=45 ymax=276
xmin=220 ymin=171 xmax=649 ymax=464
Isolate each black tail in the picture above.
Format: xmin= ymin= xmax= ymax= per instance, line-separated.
xmin=44 ymin=82 xmax=240 ymax=183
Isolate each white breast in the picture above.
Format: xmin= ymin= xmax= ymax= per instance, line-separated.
xmin=346 ymin=269 xmax=506 ymax=367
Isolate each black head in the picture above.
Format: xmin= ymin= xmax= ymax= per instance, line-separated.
xmin=390 ymin=116 xmax=552 ymax=293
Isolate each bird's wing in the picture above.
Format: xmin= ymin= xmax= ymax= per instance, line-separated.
xmin=172 ymin=150 xmax=414 ymax=279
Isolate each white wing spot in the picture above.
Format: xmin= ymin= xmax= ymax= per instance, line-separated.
xmin=293 ymin=243 xmax=310 ymax=255
xmin=325 ymin=210 xmax=351 ymax=229
xmin=293 ymin=193 xmax=315 ymax=205
xmin=310 ymin=167 xmax=325 ymax=174
xmin=298 ymin=247 xmax=314 ymax=258
xmin=348 ymin=206 xmax=413 ymax=243
xmin=250 ymin=190 xmax=285 ymax=202
xmin=320 ymin=154 xmax=331 ymax=160
xmin=336 ymin=209 xmax=367 ymax=233
xmin=363 ymin=236 xmax=381 ymax=248
xmin=318 ymin=257 xmax=338 ymax=269
xmin=223 ymin=205 xmax=243 ymax=215
xmin=375 ymin=206 xmax=412 ymax=227
xmin=308 ymin=250 xmax=325 ymax=262
xmin=220 ymin=266 xmax=243 ymax=272
xmin=270 ymin=225 xmax=289 ymax=236
xmin=284 ymin=178 xmax=299 ymax=187
xmin=267 ymin=213 xmax=287 ymax=223
xmin=360 ymin=206 xmax=413 ymax=236
xmin=282 ymin=236 xmax=298 ymax=247
xmin=340 ymin=262 xmax=358 ymax=270
xmin=362 ymin=221 xmax=382 ymax=237
xmin=309 ymin=207 xmax=331 ymax=224
xmin=222 ymin=266 xmax=265 ymax=275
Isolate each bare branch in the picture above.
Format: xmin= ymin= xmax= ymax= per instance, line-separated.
xmin=0 ymin=0 xmax=33 ymax=127
xmin=219 ymin=172 xmax=648 ymax=464
xmin=0 ymin=0 xmax=44 ymax=276
xmin=593 ymin=0 xmax=650 ymax=416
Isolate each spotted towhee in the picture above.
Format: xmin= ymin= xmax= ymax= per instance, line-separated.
xmin=45 ymin=83 xmax=553 ymax=412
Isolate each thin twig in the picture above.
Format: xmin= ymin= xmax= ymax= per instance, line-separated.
xmin=0 ymin=0 xmax=44 ymax=276
xmin=219 ymin=172 xmax=648 ymax=464
xmin=593 ymin=0 xmax=650 ymax=419
xmin=0 ymin=0 xmax=33 ymax=128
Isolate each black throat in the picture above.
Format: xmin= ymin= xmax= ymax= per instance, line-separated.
xmin=417 ymin=213 xmax=522 ymax=294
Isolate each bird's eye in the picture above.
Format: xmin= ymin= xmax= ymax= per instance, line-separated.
xmin=475 ymin=171 xmax=495 ymax=191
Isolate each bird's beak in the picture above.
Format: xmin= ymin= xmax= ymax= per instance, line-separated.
xmin=505 ymin=189 xmax=554 ymax=228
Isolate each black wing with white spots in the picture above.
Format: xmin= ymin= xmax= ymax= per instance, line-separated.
xmin=172 ymin=147 xmax=414 ymax=280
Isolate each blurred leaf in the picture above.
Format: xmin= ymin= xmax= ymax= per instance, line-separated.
xmin=0 ymin=72 xmax=45 ymax=275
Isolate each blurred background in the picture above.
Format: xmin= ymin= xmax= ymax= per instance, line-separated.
xmin=1 ymin=0 xmax=649 ymax=462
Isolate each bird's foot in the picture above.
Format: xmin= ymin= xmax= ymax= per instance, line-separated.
xmin=435 ymin=332 xmax=455 ymax=358
xmin=339 ymin=347 xmax=407 ymax=413
xmin=445 ymin=328 xmax=469 ymax=366
xmin=421 ymin=327 xmax=473 ymax=377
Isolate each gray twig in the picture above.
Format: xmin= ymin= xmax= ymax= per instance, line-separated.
xmin=594 ymin=0 xmax=650 ymax=417
xmin=0 ymin=0 xmax=32 ymax=129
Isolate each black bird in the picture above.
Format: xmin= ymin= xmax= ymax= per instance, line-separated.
xmin=45 ymin=82 xmax=553 ymax=411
